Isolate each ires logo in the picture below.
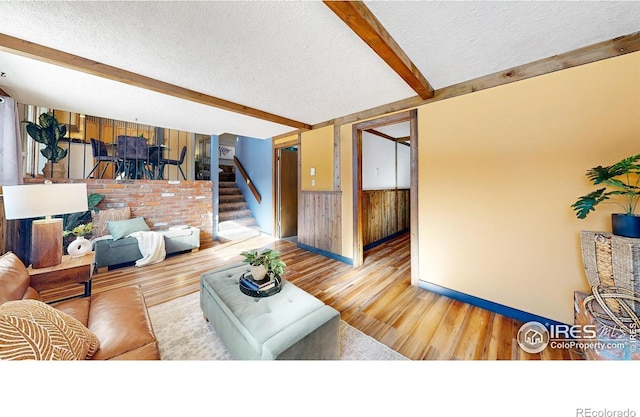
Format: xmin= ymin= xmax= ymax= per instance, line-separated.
xmin=517 ymin=322 xmax=599 ymax=354
xmin=517 ymin=322 xmax=550 ymax=353
xmin=549 ymin=324 xmax=597 ymax=340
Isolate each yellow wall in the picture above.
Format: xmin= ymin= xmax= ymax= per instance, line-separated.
xmin=418 ymin=51 xmax=640 ymax=324
xmin=300 ymin=125 xmax=334 ymax=191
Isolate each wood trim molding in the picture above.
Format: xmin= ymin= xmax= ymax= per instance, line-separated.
xmin=352 ymin=123 xmax=364 ymax=268
xmin=333 ymin=124 xmax=341 ymax=191
xmin=300 ymin=190 xmax=342 ymax=195
xmin=323 ymin=0 xmax=434 ymax=100
xmin=0 ymin=33 xmax=312 ymax=131
xmin=408 ymin=109 xmax=418 ymax=286
xmin=318 ymin=31 xmax=640 ymax=129
xmin=352 ymin=109 xmax=417 ymax=272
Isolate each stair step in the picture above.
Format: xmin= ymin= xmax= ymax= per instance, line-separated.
xmin=217 ymin=225 xmax=262 ymax=242
xmin=219 ymin=202 xmax=248 ymax=212
xmin=219 ymin=194 xmax=245 ymax=203
xmin=216 ymin=183 xmax=260 ymax=242
xmin=219 ymin=209 xmax=254 ymax=222
xmin=219 ymin=187 xmax=241 ymax=195
xmin=219 ymin=216 xmax=258 ymax=230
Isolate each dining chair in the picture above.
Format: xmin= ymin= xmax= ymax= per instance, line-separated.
xmin=146 ymin=145 xmax=164 ymax=180
xmin=117 ymin=135 xmax=151 ymax=179
xmin=158 ymin=145 xmax=187 ymax=180
xmin=86 ymin=138 xmax=121 ymax=179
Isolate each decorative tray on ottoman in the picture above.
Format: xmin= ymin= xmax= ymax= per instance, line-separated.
xmin=239 ymin=272 xmax=282 ymax=298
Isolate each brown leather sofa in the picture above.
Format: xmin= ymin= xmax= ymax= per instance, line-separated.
xmin=0 ymin=251 xmax=160 ymax=360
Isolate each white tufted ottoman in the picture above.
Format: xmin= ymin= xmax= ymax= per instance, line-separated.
xmin=200 ymin=262 xmax=340 ymax=360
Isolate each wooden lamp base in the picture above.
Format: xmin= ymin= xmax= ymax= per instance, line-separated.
xmin=31 ymin=218 xmax=63 ymax=269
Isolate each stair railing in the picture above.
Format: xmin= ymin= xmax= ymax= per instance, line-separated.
xmin=234 ymin=156 xmax=262 ymax=204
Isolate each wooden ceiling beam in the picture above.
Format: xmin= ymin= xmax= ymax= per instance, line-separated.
xmin=324 ymin=0 xmax=434 ymax=100
xmin=365 ymin=129 xmax=411 ymax=147
xmin=0 ymin=33 xmax=312 ymax=131
xmin=365 ymin=128 xmax=396 ymax=141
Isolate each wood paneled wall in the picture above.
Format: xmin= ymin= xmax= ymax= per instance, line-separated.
xmin=363 ymin=189 xmax=409 ymax=246
xmin=298 ymin=191 xmax=341 ymax=254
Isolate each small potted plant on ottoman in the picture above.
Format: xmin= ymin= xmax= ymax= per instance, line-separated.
xmin=240 ymin=248 xmax=286 ymax=281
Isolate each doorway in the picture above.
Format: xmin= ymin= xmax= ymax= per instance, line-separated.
xmin=275 ymin=146 xmax=299 ymax=240
xmin=352 ymin=109 xmax=418 ymax=286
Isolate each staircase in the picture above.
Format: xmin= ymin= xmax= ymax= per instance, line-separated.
xmin=218 ymin=181 xmax=262 ymax=242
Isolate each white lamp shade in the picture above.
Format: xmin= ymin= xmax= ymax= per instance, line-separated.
xmin=2 ymin=183 xmax=88 ymax=219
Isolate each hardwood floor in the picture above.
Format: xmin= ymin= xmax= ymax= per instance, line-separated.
xmin=41 ymin=232 xmax=583 ymax=360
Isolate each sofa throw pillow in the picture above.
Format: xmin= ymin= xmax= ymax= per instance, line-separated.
xmin=92 ymin=207 xmax=131 ymax=238
xmin=107 ymin=217 xmax=150 ymax=240
xmin=0 ymin=299 xmax=100 ymax=360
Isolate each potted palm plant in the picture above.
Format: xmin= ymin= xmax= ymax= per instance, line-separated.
xmin=571 ymin=154 xmax=640 ymax=237
xmin=23 ymin=111 xmax=68 ymax=178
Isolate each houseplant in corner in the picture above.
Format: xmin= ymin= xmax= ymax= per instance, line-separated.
xmin=240 ymin=248 xmax=286 ymax=281
xmin=571 ymin=153 xmax=640 ymax=237
xmin=23 ymin=111 xmax=68 ymax=178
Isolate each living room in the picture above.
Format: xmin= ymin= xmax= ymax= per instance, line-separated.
xmin=1 ymin=2 xmax=639 ymax=415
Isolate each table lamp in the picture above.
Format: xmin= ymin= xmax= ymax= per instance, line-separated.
xmin=2 ymin=181 xmax=88 ymax=268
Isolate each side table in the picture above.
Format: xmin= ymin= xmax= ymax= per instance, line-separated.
xmin=28 ymin=252 xmax=95 ymax=303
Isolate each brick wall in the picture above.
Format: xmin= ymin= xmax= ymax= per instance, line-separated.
xmin=24 ymin=178 xmax=214 ymax=248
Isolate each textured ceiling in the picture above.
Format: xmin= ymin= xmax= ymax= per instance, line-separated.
xmin=0 ymin=1 xmax=638 ymax=139
xmin=367 ymin=1 xmax=640 ymax=88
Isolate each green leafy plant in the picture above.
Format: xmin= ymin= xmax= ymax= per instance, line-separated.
xmin=571 ymin=154 xmax=640 ymax=219
xmin=63 ymin=222 xmax=93 ymax=238
xmin=23 ymin=112 xmax=68 ymax=163
xmin=240 ymin=248 xmax=286 ymax=278
xmin=63 ymin=193 xmax=105 ymax=234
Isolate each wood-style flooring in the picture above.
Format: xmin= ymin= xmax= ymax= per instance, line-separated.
xmin=40 ymin=232 xmax=583 ymax=360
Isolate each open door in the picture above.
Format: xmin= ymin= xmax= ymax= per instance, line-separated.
xmin=353 ymin=109 xmax=418 ymax=286
xmin=277 ymin=147 xmax=298 ymax=238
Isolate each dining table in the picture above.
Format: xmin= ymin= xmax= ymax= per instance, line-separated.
xmin=112 ymin=136 xmax=171 ymax=179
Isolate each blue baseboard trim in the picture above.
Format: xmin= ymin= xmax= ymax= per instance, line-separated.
xmin=418 ymin=280 xmax=568 ymax=327
xmin=363 ymin=229 xmax=409 ymax=251
xmin=297 ymin=242 xmax=353 ymax=265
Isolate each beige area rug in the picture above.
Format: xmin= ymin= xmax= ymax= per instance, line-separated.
xmin=148 ymin=291 xmax=407 ymax=360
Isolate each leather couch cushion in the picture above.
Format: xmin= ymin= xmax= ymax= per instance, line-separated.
xmin=0 ymin=252 xmax=32 ymax=305
xmin=86 ymin=285 xmax=159 ymax=360
xmin=0 ymin=299 xmax=100 ymax=360
xmin=54 ymin=297 xmax=91 ymax=327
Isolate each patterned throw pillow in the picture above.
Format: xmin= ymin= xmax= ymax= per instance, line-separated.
xmin=0 ymin=300 xmax=100 ymax=360
xmin=91 ymin=207 xmax=131 ymax=238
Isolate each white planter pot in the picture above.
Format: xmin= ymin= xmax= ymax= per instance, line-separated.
xmin=250 ymin=264 xmax=267 ymax=281
xmin=67 ymin=236 xmax=92 ymax=258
